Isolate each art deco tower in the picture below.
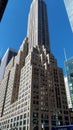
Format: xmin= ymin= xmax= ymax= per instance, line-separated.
xmin=0 ymin=0 xmax=70 ymax=130
xmin=27 ymin=0 xmax=50 ymax=52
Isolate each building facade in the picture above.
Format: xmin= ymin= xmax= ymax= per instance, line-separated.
xmin=64 ymin=0 xmax=73 ymax=32
xmin=0 ymin=0 xmax=70 ymax=130
xmin=65 ymin=58 xmax=73 ymax=108
xmin=0 ymin=0 xmax=8 ymax=21
xmin=0 ymin=48 xmax=17 ymax=80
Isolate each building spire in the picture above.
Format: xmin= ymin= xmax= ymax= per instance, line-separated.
xmin=64 ymin=48 xmax=67 ymax=61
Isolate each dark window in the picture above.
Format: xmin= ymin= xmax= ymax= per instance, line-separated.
xmin=10 ymin=124 xmax=12 ymax=127
xmin=45 ymin=127 xmax=49 ymax=130
xmin=14 ymin=117 xmax=16 ymax=121
xmin=33 ymin=126 xmax=38 ymax=130
xmin=11 ymin=119 xmax=13 ymax=122
xmin=24 ymin=114 xmax=26 ymax=118
xmin=20 ymin=121 xmax=22 ymax=125
xmin=58 ymin=116 xmax=62 ymax=120
xmin=13 ymin=123 xmax=15 ymax=126
xmin=20 ymin=115 xmax=22 ymax=119
xmin=64 ymin=111 xmax=68 ymax=114
xmin=65 ymin=116 xmax=69 ymax=121
xmin=17 ymin=116 xmax=19 ymax=120
xmin=16 ymin=122 xmax=19 ymax=126
xmin=33 ymin=112 xmax=38 ymax=118
xmin=23 ymin=120 xmax=26 ymax=125
xmin=23 ymin=126 xmax=26 ymax=130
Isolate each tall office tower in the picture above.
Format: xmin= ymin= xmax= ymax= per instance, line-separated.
xmin=27 ymin=0 xmax=50 ymax=52
xmin=65 ymin=57 xmax=73 ymax=108
xmin=0 ymin=48 xmax=17 ymax=80
xmin=0 ymin=0 xmax=70 ymax=130
xmin=0 ymin=0 xmax=8 ymax=21
xmin=64 ymin=0 xmax=73 ymax=32
xmin=64 ymin=76 xmax=72 ymax=108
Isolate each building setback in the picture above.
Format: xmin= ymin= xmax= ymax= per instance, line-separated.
xmin=0 ymin=0 xmax=70 ymax=130
xmin=0 ymin=0 xmax=8 ymax=21
xmin=0 ymin=48 xmax=17 ymax=80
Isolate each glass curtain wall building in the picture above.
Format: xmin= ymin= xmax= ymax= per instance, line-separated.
xmin=65 ymin=58 xmax=73 ymax=108
xmin=64 ymin=76 xmax=72 ymax=108
xmin=64 ymin=0 xmax=73 ymax=32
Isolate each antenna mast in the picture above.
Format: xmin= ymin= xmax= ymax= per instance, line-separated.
xmin=64 ymin=48 xmax=67 ymax=61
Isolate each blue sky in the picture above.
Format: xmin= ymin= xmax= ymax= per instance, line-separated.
xmin=0 ymin=0 xmax=73 ymax=74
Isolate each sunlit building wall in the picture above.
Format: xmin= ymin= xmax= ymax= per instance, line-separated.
xmin=64 ymin=0 xmax=73 ymax=32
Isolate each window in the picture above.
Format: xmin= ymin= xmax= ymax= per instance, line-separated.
xmin=20 ymin=121 xmax=22 ymax=125
xmin=24 ymin=114 xmax=26 ymax=118
xmin=33 ymin=126 xmax=38 ymax=130
xmin=14 ymin=117 xmax=16 ymax=121
xmin=65 ymin=116 xmax=69 ymax=121
xmin=13 ymin=123 xmax=15 ymax=127
xmin=20 ymin=115 xmax=22 ymax=119
xmin=23 ymin=120 xmax=26 ymax=125
xmin=11 ymin=119 xmax=13 ymax=122
xmin=23 ymin=126 xmax=26 ymax=130
xmin=16 ymin=122 xmax=19 ymax=126
xmin=17 ymin=116 xmax=19 ymax=120
xmin=33 ymin=112 xmax=38 ymax=118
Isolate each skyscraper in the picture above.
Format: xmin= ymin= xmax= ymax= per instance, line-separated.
xmin=0 ymin=0 xmax=70 ymax=130
xmin=65 ymin=57 xmax=73 ymax=108
xmin=64 ymin=0 xmax=73 ymax=32
xmin=0 ymin=0 xmax=8 ymax=21
xmin=0 ymin=48 xmax=17 ymax=80
xmin=27 ymin=0 xmax=50 ymax=52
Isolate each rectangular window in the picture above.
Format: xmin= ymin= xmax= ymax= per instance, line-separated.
xmin=23 ymin=126 xmax=26 ymax=130
xmin=17 ymin=116 xmax=19 ymax=120
xmin=23 ymin=120 xmax=26 ymax=125
xmin=24 ymin=114 xmax=26 ymax=118
xmin=20 ymin=121 xmax=22 ymax=125
xmin=20 ymin=115 xmax=22 ymax=119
